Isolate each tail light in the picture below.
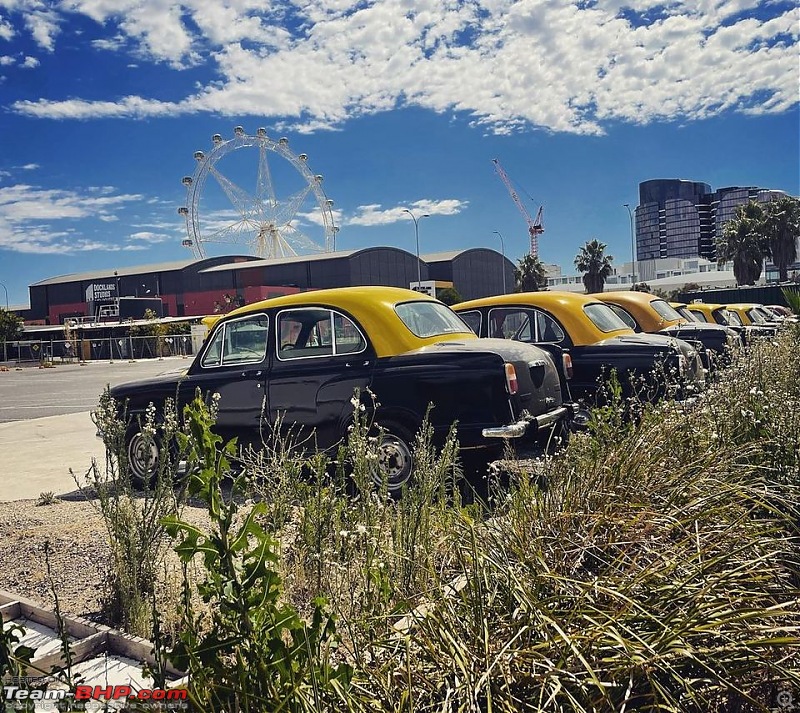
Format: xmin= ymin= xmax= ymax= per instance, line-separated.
xmin=504 ymin=362 xmax=518 ymax=395
xmin=562 ymin=352 xmax=573 ymax=379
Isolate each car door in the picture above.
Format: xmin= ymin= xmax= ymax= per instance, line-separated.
xmin=268 ymin=307 xmax=374 ymax=450
xmin=181 ymin=312 xmax=270 ymax=443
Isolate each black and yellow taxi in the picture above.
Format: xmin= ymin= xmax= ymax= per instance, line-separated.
xmin=592 ymin=291 xmax=739 ymax=363
xmin=452 ymin=291 xmax=705 ymax=404
xmin=683 ymin=301 xmax=775 ymax=343
xmin=725 ymin=303 xmax=781 ymax=332
xmin=108 ymin=286 xmax=571 ymax=492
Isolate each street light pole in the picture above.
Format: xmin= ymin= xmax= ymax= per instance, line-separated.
xmin=402 ymin=209 xmax=429 ymax=289
xmin=0 ymin=282 xmax=7 ymax=309
xmin=623 ymin=204 xmax=636 ymax=287
xmin=493 ymin=231 xmax=507 ymax=293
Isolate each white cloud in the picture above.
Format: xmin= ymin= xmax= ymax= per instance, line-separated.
xmin=23 ymin=6 xmax=60 ymax=52
xmin=127 ymin=230 xmax=171 ymax=243
xmin=0 ymin=55 xmax=13 ymax=65
xmin=347 ymin=199 xmax=469 ymax=227
xmin=20 ymin=54 xmax=38 ymax=68
xmin=0 ymin=183 xmax=145 ymax=254
xmin=5 ymin=0 xmax=799 ymax=134
xmin=0 ymin=17 xmax=14 ymax=41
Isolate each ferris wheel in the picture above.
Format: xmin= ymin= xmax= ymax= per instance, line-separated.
xmin=179 ymin=126 xmax=337 ymax=260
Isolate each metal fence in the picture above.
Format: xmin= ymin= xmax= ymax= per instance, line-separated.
xmin=3 ymin=334 xmax=196 ymax=366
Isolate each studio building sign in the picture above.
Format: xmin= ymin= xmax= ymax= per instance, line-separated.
xmin=85 ymin=282 xmax=117 ymax=302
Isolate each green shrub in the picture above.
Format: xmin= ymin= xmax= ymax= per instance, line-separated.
xmin=162 ymin=394 xmax=353 ymax=712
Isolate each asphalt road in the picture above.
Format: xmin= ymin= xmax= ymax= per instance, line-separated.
xmin=0 ymin=357 xmax=190 ymax=501
xmin=0 ymin=358 xmax=190 ymax=423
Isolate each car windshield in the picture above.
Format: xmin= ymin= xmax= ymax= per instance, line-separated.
xmin=677 ymin=307 xmax=698 ymax=322
xmin=395 ymin=301 xmax=472 ymax=338
xmin=650 ymin=299 xmax=684 ymax=321
xmin=583 ymin=303 xmax=630 ymax=332
xmin=746 ymin=308 xmax=767 ymax=324
xmin=688 ymin=309 xmax=708 ymax=322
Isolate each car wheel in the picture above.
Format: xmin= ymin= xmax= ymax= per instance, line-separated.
xmin=373 ymin=421 xmax=415 ymax=495
xmin=124 ymin=421 xmax=162 ymax=489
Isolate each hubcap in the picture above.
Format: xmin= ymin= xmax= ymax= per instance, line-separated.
xmin=127 ymin=432 xmax=159 ymax=480
xmin=375 ymin=435 xmax=413 ymax=492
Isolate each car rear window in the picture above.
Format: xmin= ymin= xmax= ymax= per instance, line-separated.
xmin=583 ymin=303 xmax=630 ymax=332
xmin=650 ymin=299 xmax=683 ymax=321
xmin=395 ymin=301 xmax=472 ymax=338
xmin=688 ymin=309 xmax=708 ymax=323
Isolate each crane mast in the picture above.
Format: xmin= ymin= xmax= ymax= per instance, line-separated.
xmin=492 ymin=158 xmax=544 ymax=258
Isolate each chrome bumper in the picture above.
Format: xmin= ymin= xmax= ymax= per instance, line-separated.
xmin=482 ymin=406 xmax=568 ymax=439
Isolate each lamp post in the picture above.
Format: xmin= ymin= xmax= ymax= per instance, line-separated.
xmin=623 ymin=204 xmax=636 ymax=287
xmin=402 ymin=208 xmax=429 ymax=289
xmin=0 ymin=282 xmax=7 ymax=309
xmin=492 ymin=231 xmax=507 ymax=294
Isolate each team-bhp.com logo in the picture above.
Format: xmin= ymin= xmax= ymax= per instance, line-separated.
xmin=3 ymin=684 xmax=188 ymax=708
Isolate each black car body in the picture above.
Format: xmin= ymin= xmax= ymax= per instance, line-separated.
xmin=452 ymin=292 xmax=705 ymax=405
xmin=106 ymin=287 xmax=571 ymax=492
xmin=593 ymin=291 xmax=740 ymax=367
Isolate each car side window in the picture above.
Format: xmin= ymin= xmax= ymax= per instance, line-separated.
xmin=487 ymin=308 xmax=533 ymax=341
xmin=534 ymin=310 xmax=566 ymax=343
xmin=459 ymin=310 xmax=482 ymax=335
xmin=277 ymin=308 xmax=366 ymax=360
xmin=607 ymin=304 xmax=639 ymax=330
xmin=201 ymin=314 xmax=269 ymax=368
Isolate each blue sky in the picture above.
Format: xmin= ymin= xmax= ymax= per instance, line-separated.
xmin=0 ymin=0 xmax=798 ymax=307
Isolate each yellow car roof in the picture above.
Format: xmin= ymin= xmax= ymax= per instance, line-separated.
xmin=452 ymin=290 xmax=633 ymax=346
xmin=724 ymin=303 xmax=764 ymax=325
xmin=685 ymin=302 xmax=725 ymax=319
xmin=593 ymin=290 xmax=683 ymax=331
xmin=216 ymin=285 xmax=477 ymax=358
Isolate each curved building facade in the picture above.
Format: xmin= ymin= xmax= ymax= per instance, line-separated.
xmin=635 ymin=179 xmax=792 ymax=263
xmin=23 ymin=246 xmax=511 ymax=324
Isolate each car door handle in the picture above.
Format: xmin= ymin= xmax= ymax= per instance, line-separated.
xmin=241 ymin=370 xmax=263 ymax=377
xmin=346 ymin=360 xmax=371 ymax=367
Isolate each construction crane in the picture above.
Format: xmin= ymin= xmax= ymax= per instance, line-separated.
xmin=492 ymin=158 xmax=544 ymax=258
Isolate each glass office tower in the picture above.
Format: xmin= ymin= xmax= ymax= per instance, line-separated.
xmin=634 ymin=179 xmax=790 ymax=263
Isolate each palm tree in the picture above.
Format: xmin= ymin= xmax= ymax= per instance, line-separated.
xmin=514 ymin=253 xmax=548 ymax=292
xmin=574 ymin=239 xmax=614 ymax=293
xmin=717 ymin=201 xmax=768 ymax=285
xmin=763 ymin=196 xmax=800 ymax=282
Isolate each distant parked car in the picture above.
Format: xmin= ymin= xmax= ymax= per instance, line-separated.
xmin=683 ymin=301 xmax=774 ymax=342
xmin=592 ymin=291 xmax=739 ymax=365
xmin=452 ymin=291 xmax=706 ymax=405
xmin=106 ymin=286 xmax=572 ymax=492
xmin=725 ymin=303 xmax=781 ymax=333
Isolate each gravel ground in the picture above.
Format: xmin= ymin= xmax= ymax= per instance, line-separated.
xmin=0 ymin=496 xmax=210 ymax=623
